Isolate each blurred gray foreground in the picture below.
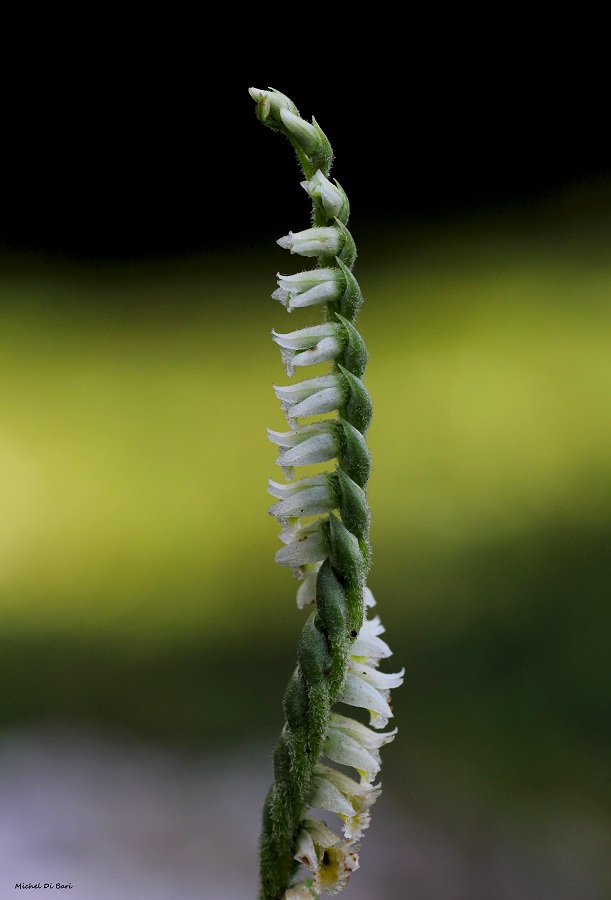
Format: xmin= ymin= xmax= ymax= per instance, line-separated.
xmin=0 ymin=727 xmax=608 ymax=900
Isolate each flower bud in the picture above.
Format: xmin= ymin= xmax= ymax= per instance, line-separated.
xmin=277 ymin=227 xmax=343 ymax=258
xmin=302 ymin=170 xmax=350 ymax=224
xmin=248 ymin=87 xmax=299 ymax=123
xmin=280 ymin=109 xmax=321 ymax=156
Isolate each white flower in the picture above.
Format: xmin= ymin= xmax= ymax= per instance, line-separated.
xmin=272 ymin=268 xmax=343 ymax=312
xmin=272 ymin=323 xmax=343 ymax=375
xmin=268 ymin=422 xmax=338 ymax=479
xmin=323 ymin=719 xmax=382 ymax=780
xmin=277 ymin=227 xmax=343 ymax=258
xmin=310 ymin=763 xmax=381 ymax=841
xmin=294 ymin=819 xmax=359 ymax=895
xmin=279 ymin=109 xmax=321 ymax=156
xmin=268 ymin=474 xmax=336 ymax=522
xmin=274 ymin=521 xmax=328 ymax=571
xmin=301 ymin=170 xmax=350 ymax=223
xmin=337 ymin=660 xmax=404 ymax=729
xmin=350 ymin=615 xmax=392 ymax=662
xmin=273 ymin=374 xmax=343 ymax=421
xmin=324 ymin=712 xmax=398 ymax=783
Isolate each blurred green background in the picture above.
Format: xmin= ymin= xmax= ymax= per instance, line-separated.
xmin=1 ymin=178 xmax=610 ymax=894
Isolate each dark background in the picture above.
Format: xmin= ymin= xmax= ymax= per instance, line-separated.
xmin=3 ymin=55 xmax=610 ymax=262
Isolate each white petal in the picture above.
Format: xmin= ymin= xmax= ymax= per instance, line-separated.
xmin=268 ymin=474 xmax=328 ymax=499
xmin=269 ymin=484 xmax=335 ymax=521
xmin=276 ymin=267 xmax=338 ymax=292
xmin=275 ymin=529 xmax=327 ymax=568
xmin=277 ymin=433 xmax=338 ymax=470
xmin=273 ymin=373 xmax=343 ymax=419
xmin=296 ymin=563 xmax=320 ymax=608
xmin=272 ymin=324 xmax=337 ymax=351
xmin=309 ymin=775 xmax=356 ymax=818
xmin=268 ymin=422 xmax=332 ymax=447
xmin=287 ymin=387 xmax=343 ymax=419
xmin=364 ymin=586 xmax=376 ymax=608
xmin=350 ymin=619 xmax=392 ymax=661
xmin=277 ymin=227 xmax=342 ymax=257
xmin=282 ymin=280 xmax=339 ymax=309
xmin=292 ymin=337 xmax=343 ymax=368
xmin=313 ymin=763 xmax=379 ymax=806
xmin=324 ymin=728 xmax=381 ymax=777
xmin=329 ymin=713 xmax=398 ymax=751
xmin=294 ymin=827 xmax=318 ymax=871
xmin=337 ymin=670 xmax=393 ymax=728
xmin=348 ymin=660 xmax=405 ymax=691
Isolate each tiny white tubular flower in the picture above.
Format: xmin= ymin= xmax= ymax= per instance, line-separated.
xmin=337 ymin=660 xmax=405 ymax=730
xmin=268 ymin=422 xmax=338 ymax=479
xmin=273 ymin=267 xmax=343 ymax=312
xmin=272 ymin=323 xmax=343 ymax=375
xmin=310 ymin=763 xmax=381 ymax=842
xmin=294 ymin=819 xmax=359 ymax=895
xmin=274 ymin=521 xmax=328 ymax=571
xmin=267 ymin=474 xmax=336 ymax=522
xmin=350 ymin=615 xmax=393 ymax=662
xmin=279 ymin=109 xmax=321 ymax=156
xmin=277 ymin=227 xmax=343 ymax=258
xmin=325 ymin=712 xmax=398 ymax=782
xmin=323 ymin=719 xmax=382 ymax=780
xmin=301 ymin=169 xmax=350 ymax=224
xmin=273 ymin=374 xmax=343 ymax=421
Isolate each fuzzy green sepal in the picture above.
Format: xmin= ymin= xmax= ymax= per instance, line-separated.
xmin=315 ymin=559 xmax=350 ymax=693
xmin=298 ymin=612 xmax=332 ymax=686
xmin=335 ymin=259 xmax=363 ymax=321
xmin=335 ymin=310 xmax=368 ymax=375
xmin=338 ymin=364 xmax=373 ymax=434
xmin=332 ymin=468 xmax=371 ymax=544
xmin=335 ymin=419 xmax=371 ymax=488
xmin=323 ymin=513 xmax=366 ymax=595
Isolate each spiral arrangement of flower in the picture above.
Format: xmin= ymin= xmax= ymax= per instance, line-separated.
xmin=249 ymin=87 xmax=404 ymax=899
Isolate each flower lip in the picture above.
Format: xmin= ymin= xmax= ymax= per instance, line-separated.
xmin=294 ymin=819 xmax=359 ymax=894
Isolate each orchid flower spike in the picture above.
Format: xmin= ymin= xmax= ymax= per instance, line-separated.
xmin=250 ymin=87 xmax=403 ymax=899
